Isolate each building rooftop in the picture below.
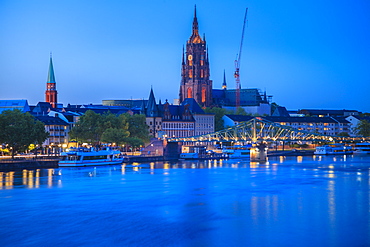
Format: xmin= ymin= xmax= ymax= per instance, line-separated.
xmin=0 ymin=100 xmax=30 ymax=114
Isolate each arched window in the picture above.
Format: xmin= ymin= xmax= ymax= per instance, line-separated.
xmin=187 ymin=87 xmax=192 ymax=98
xmin=201 ymin=87 xmax=206 ymax=103
xmin=189 ymin=69 xmax=193 ymax=78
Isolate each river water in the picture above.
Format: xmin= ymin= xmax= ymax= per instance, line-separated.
xmin=0 ymin=155 xmax=369 ymax=247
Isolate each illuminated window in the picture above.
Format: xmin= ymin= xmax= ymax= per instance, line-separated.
xmin=201 ymin=87 xmax=206 ymax=103
xmin=200 ymin=60 xmax=204 ymax=66
xmin=188 ymin=55 xmax=193 ymax=66
xmin=200 ymin=69 xmax=204 ymax=78
xmin=189 ymin=69 xmax=193 ymax=78
xmin=187 ymin=87 xmax=192 ymax=98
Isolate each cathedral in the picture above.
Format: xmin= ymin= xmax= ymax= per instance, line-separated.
xmin=179 ymin=7 xmax=212 ymax=107
xmin=179 ymin=6 xmax=271 ymax=115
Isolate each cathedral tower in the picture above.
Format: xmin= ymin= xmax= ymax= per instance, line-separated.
xmin=179 ymin=6 xmax=212 ymax=107
xmin=45 ymin=55 xmax=58 ymax=108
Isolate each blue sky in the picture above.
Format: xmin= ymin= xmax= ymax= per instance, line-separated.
xmin=1 ymin=0 xmax=369 ymax=112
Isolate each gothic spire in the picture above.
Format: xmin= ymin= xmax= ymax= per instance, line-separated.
xmin=47 ymin=54 xmax=56 ymax=83
xmin=146 ymin=87 xmax=159 ymax=117
xmin=182 ymin=46 xmax=185 ymax=65
xmin=189 ymin=5 xmax=203 ymax=44
xmin=192 ymin=5 xmax=198 ymax=35
xmin=222 ymin=70 xmax=227 ymax=89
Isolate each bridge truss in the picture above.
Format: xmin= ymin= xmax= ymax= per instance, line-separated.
xmin=168 ymin=117 xmax=368 ymax=143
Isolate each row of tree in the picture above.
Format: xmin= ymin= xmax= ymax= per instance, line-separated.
xmin=0 ymin=109 xmax=150 ymax=158
xmin=0 ymin=110 xmax=49 ymax=158
xmin=69 ymin=110 xmax=150 ymax=148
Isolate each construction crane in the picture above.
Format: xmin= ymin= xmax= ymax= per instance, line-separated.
xmin=234 ymin=8 xmax=248 ymax=109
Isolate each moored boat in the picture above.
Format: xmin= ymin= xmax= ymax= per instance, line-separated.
xmin=59 ymin=148 xmax=123 ymax=167
xmin=314 ymin=144 xmax=352 ymax=155
xmin=353 ymin=143 xmax=370 ymax=155
xmin=222 ymin=145 xmax=251 ymax=159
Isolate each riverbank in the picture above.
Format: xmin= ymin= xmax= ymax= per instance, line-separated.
xmin=267 ymin=150 xmax=315 ymax=156
xmin=0 ymin=150 xmax=316 ymax=171
xmin=0 ymin=158 xmax=59 ymax=171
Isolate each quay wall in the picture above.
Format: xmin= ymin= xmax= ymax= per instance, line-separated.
xmin=0 ymin=159 xmax=59 ymax=171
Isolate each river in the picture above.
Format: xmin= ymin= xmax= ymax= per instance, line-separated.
xmin=0 ymin=155 xmax=369 ymax=246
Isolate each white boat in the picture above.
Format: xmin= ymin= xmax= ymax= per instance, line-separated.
xmin=314 ymin=144 xmax=352 ymax=155
xmin=59 ymin=148 xmax=123 ymax=167
xmin=222 ymin=145 xmax=251 ymax=159
xmin=353 ymin=143 xmax=370 ymax=155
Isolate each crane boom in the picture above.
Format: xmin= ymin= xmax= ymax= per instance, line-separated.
xmin=235 ymin=7 xmax=248 ymax=109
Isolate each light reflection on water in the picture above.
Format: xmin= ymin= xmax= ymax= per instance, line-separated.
xmin=0 ymin=155 xmax=370 ymax=246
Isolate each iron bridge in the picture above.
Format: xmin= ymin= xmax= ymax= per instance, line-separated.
xmin=167 ymin=117 xmax=369 ymax=143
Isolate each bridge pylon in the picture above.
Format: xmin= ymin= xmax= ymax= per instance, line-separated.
xmin=250 ymin=143 xmax=267 ymax=162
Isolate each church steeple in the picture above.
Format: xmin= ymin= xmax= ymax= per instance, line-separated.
xmin=222 ymin=70 xmax=227 ymax=89
xmin=47 ymin=55 xmax=56 ymax=83
xmin=45 ymin=54 xmax=58 ymax=108
xmin=189 ymin=5 xmax=203 ymax=44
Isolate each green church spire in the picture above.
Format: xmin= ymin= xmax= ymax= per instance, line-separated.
xmin=47 ymin=54 xmax=56 ymax=83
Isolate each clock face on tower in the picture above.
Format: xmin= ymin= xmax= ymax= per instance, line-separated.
xmin=188 ymin=55 xmax=193 ymax=61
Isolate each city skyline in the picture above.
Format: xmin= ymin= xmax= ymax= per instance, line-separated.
xmin=1 ymin=0 xmax=369 ymax=112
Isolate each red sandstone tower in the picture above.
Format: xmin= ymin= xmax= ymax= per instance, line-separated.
xmin=45 ymin=55 xmax=58 ymax=108
xmin=179 ymin=6 xmax=212 ymax=107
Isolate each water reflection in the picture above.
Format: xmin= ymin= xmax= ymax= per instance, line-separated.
xmin=1 ymin=155 xmax=370 ymax=191
xmin=0 ymin=168 xmax=64 ymax=189
xmin=1 ymin=155 xmax=370 ymax=246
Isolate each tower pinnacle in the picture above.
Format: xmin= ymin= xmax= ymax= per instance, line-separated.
xmin=222 ymin=70 xmax=227 ymax=89
xmin=189 ymin=5 xmax=203 ymax=44
xmin=193 ymin=5 xmax=198 ymax=35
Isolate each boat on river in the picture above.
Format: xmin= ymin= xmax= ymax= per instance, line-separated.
xmin=180 ymin=146 xmax=226 ymax=160
xmin=353 ymin=143 xmax=370 ymax=155
xmin=59 ymin=148 xmax=123 ymax=167
xmin=314 ymin=144 xmax=352 ymax=155
xmin=222 ymin=145 xmax=251 ymax=159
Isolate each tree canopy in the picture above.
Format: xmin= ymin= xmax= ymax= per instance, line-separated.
xmin=204 ymin=107 xmax=227 ymax=131
xmin=0 ymin=110 xmax=49 ymax=158
xmin=355 ymin=120 xmax=370 ymax=137
xmin=69 ymin=110 xmax=149 ymax=147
